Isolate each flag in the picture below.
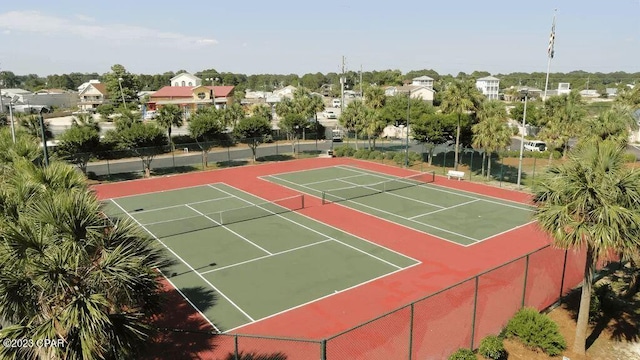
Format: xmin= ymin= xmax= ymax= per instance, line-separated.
xmin=547 ymin=18 xmax=556 ymax=59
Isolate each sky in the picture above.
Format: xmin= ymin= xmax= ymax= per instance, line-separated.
xmin=0 ymin=0 xmax=639 ymax=77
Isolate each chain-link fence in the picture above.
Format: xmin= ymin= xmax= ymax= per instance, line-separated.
xmin=148 ymin=244 xmax=595 ymax=360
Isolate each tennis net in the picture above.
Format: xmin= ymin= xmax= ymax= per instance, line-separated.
xmin=136 ymin=194 xmax=305 ymax=238
xmin=321 ymin=171 xmax=435 ymax=205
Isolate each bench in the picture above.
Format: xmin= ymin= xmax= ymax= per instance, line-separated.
xmin=447 ymin=170 xmax=465 ymax=180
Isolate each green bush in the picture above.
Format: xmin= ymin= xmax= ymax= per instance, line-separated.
xmin=448 ymin=348 xmax=476 ymax=360
xmin=385 ymin=151 xmax=397 ymax=160
xmin=353 ymin=149 xmax=371 ymax=159
xmin=393 ymin=152 xmax=406 ymax=165
xmin=504 ymin=308 xmax=566 ymax=356
xmin=478 ymin=335 xmax=505 ymax=360
xmin=498 ymin=149 xmax=561 ymax=160
xmin=333 ymin=145 xmax=355 ymax=157
xmin=368 ymin=150 xmax=382 ymax=160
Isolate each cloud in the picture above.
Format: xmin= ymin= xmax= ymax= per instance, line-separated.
xmin=0 ymin=11 xmax=218 ymax=48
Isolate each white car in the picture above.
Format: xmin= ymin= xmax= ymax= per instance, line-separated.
xmin=324 ymin=110 xmax=337 ymax=119
xmin=144 ymin=110 xmax=157 ymax=120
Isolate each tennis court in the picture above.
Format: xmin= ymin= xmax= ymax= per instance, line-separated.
xmin=264 ymin=165 xmax=535 ymax=246
xmin=101 ymin=182 xmax=419 ymax=332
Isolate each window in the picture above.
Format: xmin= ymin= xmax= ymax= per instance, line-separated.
xmin=181 ymin=81 xmax=186 ymax=86
xmin=188 ymin=82 xmax=193 ymax=86
xmin=197 ymin=92 xmax=206 ymax=100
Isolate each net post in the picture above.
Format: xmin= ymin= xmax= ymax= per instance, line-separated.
xmin=218 ymin=211 xmax=223 ymax=226
xmin=321 ymin=191 xmax=326 ymax=205
xmin=470 ymin=276 xmax=479 ymax=350
xmin=408 ymin=303 xmax=414 ymax=360
xmin=234 ymin=334 xmax=239 ymax=360
xmin=522 ymin=254 xmax=530 ymax=308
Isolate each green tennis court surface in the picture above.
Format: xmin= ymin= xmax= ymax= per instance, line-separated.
xmin=102 ymin=183 xmax=418 ymax=332
xmin=264 ymin=165 xmax=534 ymax=246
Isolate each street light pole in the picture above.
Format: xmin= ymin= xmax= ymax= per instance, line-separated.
xmin=8 ymin=99 xmax=16 ymax=143
xmin=516 ymin=90 xmax=529 ymax=188
xmin=117 ymin=78 xmax=126 ymax=108
xmin=39 ymin=111 xmax=49 ymax=167
xmin=405 ymin=92 xmax=411 ymax=167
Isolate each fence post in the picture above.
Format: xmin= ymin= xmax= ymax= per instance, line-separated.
xmin=106 ymin=158 xmax=111 ymax=180
xmin=172 ymin=150 xmax=176 ymax=171
xmin=559 ymin=250 xmax=569 ymax=302
xmin=522 ymin=254 xmax=530 ymax=308
xmin=442 ymin=152 xmax=447 ymax=175
xmin=234 ymin=334 xmax=239 ymax=360
xmin=469 ymin=151 xmax=474 ymax=181
xmin=320 ymin=339 xmax=326 ymax=360
xmin=227 ymin=145 xmax=231 ymax=163
xmin=531 ymin=156 xmax=537 ymax=189
xmin=470 ymin=276 xmax=479 ymax=350
xmin=499 ymin=160 xmax=504 ymax=187
xmin=408 ymin=303 xmax=414 ymax=360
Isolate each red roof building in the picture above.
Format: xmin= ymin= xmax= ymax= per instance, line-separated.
xmin=148 ymin=85 xmax=235 ymax=114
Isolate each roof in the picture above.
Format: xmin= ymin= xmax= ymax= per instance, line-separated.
xmin=150 ymin=86 xmax=235 ymax=98
xmin=170 ymin=72 xmax=201 ymax=81
xmin=1 ymin=88 xmax=31 ymax=96
xmin=413 ymin=75 xmax=434 ymax=81
xmin=477 ymin=76 xmax=500 ymax=81
xmin=90 ymin=83 xmax=107 ymax=95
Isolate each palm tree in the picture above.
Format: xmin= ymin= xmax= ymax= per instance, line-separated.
xmin=440 ymin=79 xmax=484 ymax=171
xmin=340 ymin=100 xmax=369 ymax=150
xmin=472 ymin=101 xmax=511 ymax=178
xmin=0 ymin=160 xmax=170 ymax=359
xmin=532 ymin=139 xmax=640 ymax=355
xmin=224 ymin=103 xmax=246 ymax=129
xmin=364 ymin=86 xmax=386 ymax=110
xmin=155 ymin=104 xmax=183 ymax=150
xmin=580 ymin=105 xmax=637 ymax=145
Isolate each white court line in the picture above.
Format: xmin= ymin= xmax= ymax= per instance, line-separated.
xmin=256 ymin=178 xmax=424 ymax=262
xmin=130 ymin=196 xmax=234 ymax=214
xmin=301 ymin=173 xmax=369 ymax=186
xmin=335 ymin=178 xmax=446 ymax=209
xmin=199 ymin=239 xmax=333 ymax=275
xmin=408 ymin=199 xmax=481 ymax=220
xmin=264 ymin=175 xmax=473 ymax=246
xmin=158 ymin=269 xmax=221 ymax=333
xmin=338 ymin=165 xmax=533 ymax=212
xmin=184 ymin=204 xmax=272 ymax=256
xmin=477 ymin=220 xmax=538 ymax=243
xmin=224 ymin=261 xmax=421 ymax=334
xmin=103 ymin=184 xmax=217 ymax=200
xmin=208 ymin=184 xmax=404 ymax=270
xmin=109 ymin=199 xmax=255 ymax=322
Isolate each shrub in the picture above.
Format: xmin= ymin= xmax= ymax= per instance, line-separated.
xmin=448 ymin=348 xmax=476 ymax=360
xmin=332 ymin=145 xmax=355 ymax=157
xmin=393 ymin=152 xmax=406 ymax=165
xmin=368 ymin=150 xmax=382 ymax=160
xmin=409 ymin=151 xmax=423 ymax=164
xmin=385 ymin=151 xmax=397 ymax=160
xmin=622 ymin=152 xmax=637 ymax=163
xmin=504 ymin=308 xmax=566 ymax=356
xmin=353 ymin=149 xmax=371 ymax=159
xmin=478 ymin=335 xmax=505 ymax=360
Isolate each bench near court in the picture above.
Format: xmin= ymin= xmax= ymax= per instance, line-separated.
xmin=447 ymin=170 xmax=465 ymax=180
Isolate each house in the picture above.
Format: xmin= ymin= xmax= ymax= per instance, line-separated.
xmin=320 ymin=84 xmax=333 ymax=97
xmin=30 ymin=89 xmax=78 ymax=108
xmin=0 ymin=88 xmax=31 ymax=103
xmin=272 ymin=85 xmax=297 ymax=99
xmin=170 ymin=73 xmax=202 ymax=87
xmin=475 ymin=76 xmax=500 ymax=100
xmin=606 ymin=88 xmax=618 ymax=98
xmin=384 ymin=85 xmax=435 ymax=104
xmin=78 ymin=82 xmax=108 ymax=111
xmin=411 ymin=76 xmax=434 ymax=89
xmin=148 ymin=85 xmax=235 ymax=118
xmin=579 ymin=89 xmax=599 ymax=98
xmin=557 ymin=83 xmax=571 ymax=95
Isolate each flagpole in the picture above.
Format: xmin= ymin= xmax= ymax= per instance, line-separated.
xmin=543 ymin=9 xmax=557 ymax=101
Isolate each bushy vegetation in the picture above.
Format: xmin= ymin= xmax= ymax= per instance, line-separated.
xmin=478 ymin=335 xmax=505 ymax=360
xmin=498 ymin=149 xmax=562 ymax=160
xmin=504 ymin=308 xmax=566 ymax=356
xmin=448 ymin=348 xmax=476 ymax=360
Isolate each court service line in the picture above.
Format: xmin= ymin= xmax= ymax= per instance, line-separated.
xmin=256 ymin=178 xmax=424 ymax=263
xmin=263 ymin=176 xmax=472 ymax=247
xmin=208 ymin=184 xmax=403 ymax=270
xmin=109 ymin=199 xmax=255 ymax=322
xmin=408 ymin=199 xmax=481 ymax=220
xmin=104 ymin=183 xmax=218 ymax=200
xmin=335 ymin=178 xmax=446 ymax=209
xmin=337 ymin=165 xmax=533 ymax=212
xmin=301 ymin=173 xmax=369 ymax=186
xmin=184 ymin=204 xmax=273 ymax=256
xmin=477 ymin=220 xmax=538 ymax=243
xmin=224 ymin=261 xmax=422 ymax=334
xmin=158 ymin=269 xmax=221 ymax=333
xmin=130 ymin=196 xmax=234 ymax=214
xmin=199 ymin=239 xmax=333 ymax=275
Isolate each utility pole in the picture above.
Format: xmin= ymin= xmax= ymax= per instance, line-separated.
xmin=359 ymin=64 xmax=363 ymax=100
xmin=340 ymin=56 xmax=346 ymax=115
xmin=0 ymin=64 xmax=5 ymax=115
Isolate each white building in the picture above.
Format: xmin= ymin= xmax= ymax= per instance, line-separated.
xmin=384 ymin=85 xmax=435 ymax=104
xmin=476 ymin=76 xmax=500 ymax=100
xmin=558 ymin=83 xmax=571 ymax=95
xmin=411 ymin=76 xmax=434 ymax=89
xmin=170 ymin=73 xmax=202 ymax=87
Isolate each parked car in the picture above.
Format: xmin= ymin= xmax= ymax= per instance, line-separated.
xmin=324 ymin=110 xmax=337 ymax=119
xmin=144 ymin=110 xmax=157 ymax=120
xmin=524 ymin=140 xmax=546 ymax=152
